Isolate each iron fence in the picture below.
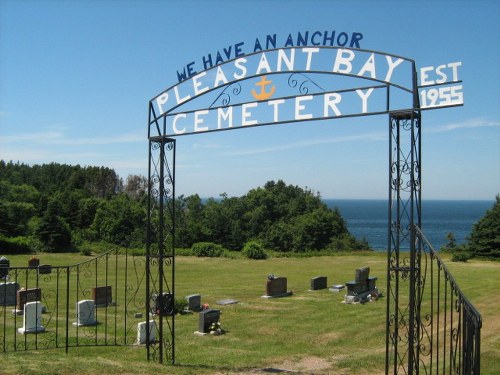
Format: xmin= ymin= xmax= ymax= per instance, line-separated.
xmin=415 ymin=225 xmax=482 ymax=375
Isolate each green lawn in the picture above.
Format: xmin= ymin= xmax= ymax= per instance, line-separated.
xmin=0 ymin=252 xmax=498 ymax=374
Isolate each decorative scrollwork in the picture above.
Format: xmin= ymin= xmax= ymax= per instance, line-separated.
xmin=209 ymin=83 xmax=242 ymax=108
xmin=287 ymin=73 xmax=325 ymax=94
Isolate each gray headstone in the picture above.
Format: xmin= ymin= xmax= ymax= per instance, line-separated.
xmin=18 ymin=301 xmax=45 ymax=334
xmin=0 ymin=282 xmax=19 ymax=306
xmin=198 ymin=309 xmax=220 ymax=333
xmin=185 ymin=294 xmax=201 ymax=311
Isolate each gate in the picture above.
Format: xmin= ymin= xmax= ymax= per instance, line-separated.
xmin=0 ymin=249 xmax=147 ymax=352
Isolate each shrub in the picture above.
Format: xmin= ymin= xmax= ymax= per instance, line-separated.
xmin=191 ymin=242 xmax=224 ymax=257
xmin=0 ymin=235 xmax=32 ymax=254
xmin=242 ymin=241 xmax=267 ymax=259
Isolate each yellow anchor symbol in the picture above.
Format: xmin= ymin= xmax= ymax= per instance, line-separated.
xmin=251 ymin=75 xmax=276 ymax=101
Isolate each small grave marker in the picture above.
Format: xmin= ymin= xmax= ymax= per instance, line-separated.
xmin=185 ymin=294 xmax=201 ymax=311
xmin=263 ymin=276 xmax=292 ymax=298
xmin=137 ymin=320 xmax=157 ymax=344
xmin=310 ymin=276 xmax=328 ymax=290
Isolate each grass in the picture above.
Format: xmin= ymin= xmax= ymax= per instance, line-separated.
xmin=0 ymin=252 xmax=498 ymax=374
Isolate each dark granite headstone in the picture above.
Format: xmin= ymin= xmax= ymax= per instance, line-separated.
xmin=198 ymin=309 xmax=220 ymax=333
xmin=92 ymin=286 xmax=112 ymax=307
xmin=266 ymin=277 xmax=287 ymax=296
xmin=151 ymin=292 xmax=174 ymax=316
xmin=17 ymin=288 xmax=41 ymax=311
xmin=355 ymin=267 xmax=370 ymax=283
xmin=311 ymin=276 xmax=328 ymax=290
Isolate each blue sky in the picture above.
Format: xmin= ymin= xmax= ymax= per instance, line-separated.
xmin=1 ymin=0 xmax=499 ymax=200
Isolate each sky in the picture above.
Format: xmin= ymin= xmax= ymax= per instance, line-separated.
xmin=1 ymin=0 xmax=499 ymax=200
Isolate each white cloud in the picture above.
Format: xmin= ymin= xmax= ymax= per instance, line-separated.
xmin=428 ymin=118 xmax=500 ymax=133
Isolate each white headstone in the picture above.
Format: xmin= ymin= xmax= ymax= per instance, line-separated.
xmin=18 ymin=301 xmax=45 ymax=334
xmin=73 ymin=299 xmax=97 ymax=326
xmin=136 ymin=320 xmax=157 ymax=344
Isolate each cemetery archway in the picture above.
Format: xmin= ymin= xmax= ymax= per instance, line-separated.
xmin=147 ymin=43 xmax=468 ymax=373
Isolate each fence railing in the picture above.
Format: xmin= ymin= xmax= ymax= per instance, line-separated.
xmin=0 ymin=250 xmax=147 ymax=353
xmin=415 ymin=225 xmax=482 ymax=375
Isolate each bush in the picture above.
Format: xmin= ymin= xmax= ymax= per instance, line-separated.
xmin=242 ymin=241 xmax=267 ymax=259
xmin=0 ymin=235 xmax=32 ymax=254
xmin=451 ymin=249 xmax=473 ymax=262
xmin=191 ymin=242 xmax=224 ymax=257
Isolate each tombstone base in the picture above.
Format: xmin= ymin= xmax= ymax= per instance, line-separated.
xmin=73 ymin=320 xmax=98 ymax=327
xmin=261 ymin=291 xmax=293 ymax=299
xmin=18 ymin=325 xmax=45 ymax=334
xmin=329 ymin=285 xmax=345 ymax=293
xmin=344 ymin=288 xmax=379 ymax=304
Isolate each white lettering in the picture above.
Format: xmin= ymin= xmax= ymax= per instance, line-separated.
xmin=358 ymin=53 xmax=376 ymax=78
xmin=333 ymin=49 xmax=355 ymax=74
xmin=277 ymin=49 xmax=295 ymax=71
xmin=447 ymin=62 xmax=461 ymax=81
xmin=217 ymin=107 xmax=233 ymax=128
xmin=324 ymin=93 xmax=342 ymax=116
xmin=233 ymin=58 xmax=247 ymax=79
xmin=172 ymin=114 xmax=187 ymax=134
xmin=302 ymin=47 xmax=319 ymax=70
xmin=268 ymin=99 xmax=285 ymax=122
xmin=155 ymin=93 xmax=169 ymax=115
xmin=384 ymin=56 xmax=404 ymax=82
xmin=214 ymin=67 xmax=229 ymax=87
xmin=295 ymin=95 xmax=313 ymax=120
xmin=174 ymin=85 xmax=191 ymax=105
xmin=192 ymin=72 xmax=209 ymax=95
xmin=194 ymin=110 xmax=209 ymax=132
xmin=355 ymin=88 xmax=374 ymax=113
xmin=256 ymin=53 xmax=272 ymax=74
xmin=242 ymin=102 xmax=258 ymax=125
xmin=420 ymin=66 xmax=434 ymax=85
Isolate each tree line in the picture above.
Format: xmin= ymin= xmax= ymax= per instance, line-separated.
xmin=1 ymin=161 xmax=497 ymax=259
xmin=0 ymin=161 xmax=368 ymax=254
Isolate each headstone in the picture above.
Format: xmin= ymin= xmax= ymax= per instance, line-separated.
xmin=0 ymin=256 xmax=9 ymax=279
xmin=185 ymin=294 xmax=201 ymax=311
xmin=151 ymin=292 xmax=174 ymax=316
xmin=136 ymin=320 xmax=157 ymax=344
xmin=355 ymin=267 xmax=370 ymax=283
xmin=310 ymin=276 xmax=328 ymax=290
xmin=74 ymin=300 xmax=97 ymax=326
xmin=0 ymin=282 xmax=19 ymax=306
xmin=28 ymin=257 xmax=40 ymax=268
xmin=17 ymin=288 xmax=41 ymax=311
xmin=329 ymin=284 xmax=345 ymax=293
xmin=266 ymin=277 xmax=288 ymax=296
xmin=38 ymin=265 xmax=52 ymax=274
xmin=198 ymin=309 xmax=220 ymax=334
xmin=18 ymin=301 xmax=45 ymax=334
xmin=92 ymin=286 xmax=112 ymax=307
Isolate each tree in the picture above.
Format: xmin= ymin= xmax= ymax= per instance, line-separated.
xmin=35 ymin=198 xmax=72 ymax=252
xmin=467 ymin=196 xmax=500 ymax=259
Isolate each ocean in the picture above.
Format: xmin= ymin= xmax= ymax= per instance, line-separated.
xmin=325 ymin=199 xmax=494 ymax=251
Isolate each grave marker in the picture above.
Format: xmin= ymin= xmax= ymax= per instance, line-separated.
xmin=74 ymin=300 xmax=97 ymax=326
xmin=18 ymin=301 xmax=45 ymax=334
xmin=17 ymin=288 xmax=41 ymax=311
xmin=0 ymin=282 xmax=19 ymax=306
xmin=92 ymin=286 xmax=112 ymax=307
xmin=198 ymin=309 xmax=220 ymax=334
xmin=310 ymin=276 xmax=328 ymax=290
xmin=137 ymin=320 xmax=157 ymax=344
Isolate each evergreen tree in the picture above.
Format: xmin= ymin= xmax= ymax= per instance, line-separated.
xmin=467 ymin=196 xmax=500 ymax=259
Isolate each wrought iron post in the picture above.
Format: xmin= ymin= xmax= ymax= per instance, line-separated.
xmin=386 ymin=110 xmax=422 ymax=374
xmin=147 ymin=134 xmax=176 ymax=364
